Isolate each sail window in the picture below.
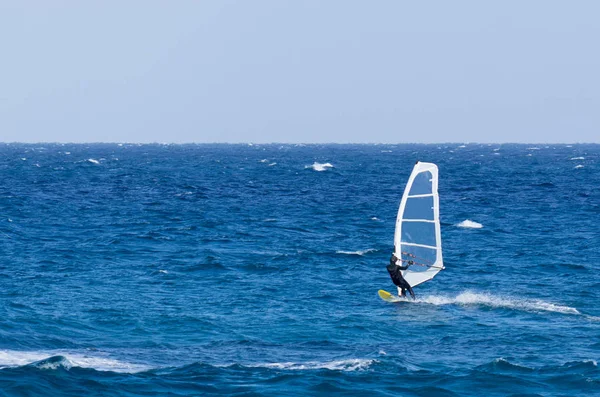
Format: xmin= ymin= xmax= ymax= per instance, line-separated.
xmin=408 ymin=171 xmax=433 ymax=196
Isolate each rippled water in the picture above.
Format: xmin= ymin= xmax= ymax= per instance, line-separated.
xmin=0 ymin=143 xmax=598 ymax=396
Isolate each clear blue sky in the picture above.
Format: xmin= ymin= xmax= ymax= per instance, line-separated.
xmin=1 ymin=1 xmax=598 ymax=143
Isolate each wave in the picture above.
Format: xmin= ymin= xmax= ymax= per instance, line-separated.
xmin=570 ymin=157 xmax=585 ymax=160
xmin=456 ymin=219 xmax=483 ymax=229
xmin=0 ymin=350 xmax=149 ymax=373
xmin=419 ymin=292 xmax=580 ymax=315
xmin=87 ymin=158 xmax=100 ymax=164
xmin=336 ymin=249 xmax=377 ymax=256
xmin=575 ymin=164 xmax=584 ymax=169
xmin=306 ymin=162 xmax=334 ymax=172
xmin=249 ymin=358 xmax=375 ymax=372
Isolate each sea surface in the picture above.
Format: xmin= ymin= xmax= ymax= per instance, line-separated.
xmin=0 ymin=143 xmax=599 ymax=396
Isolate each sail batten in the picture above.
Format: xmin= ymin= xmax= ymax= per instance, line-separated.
xmin=393 ymin=162 xmax=444 ymax=288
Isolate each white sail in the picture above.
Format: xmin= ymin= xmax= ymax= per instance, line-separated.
xmin=393 ymin=161 xmax=444 ymax=289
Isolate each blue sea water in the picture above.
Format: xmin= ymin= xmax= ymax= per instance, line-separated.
xmin=0 ymin=143 xmax=599 ymax=396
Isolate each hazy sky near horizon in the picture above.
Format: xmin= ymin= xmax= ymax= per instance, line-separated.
xmin=1 ymin=1 xmax=598 ymax=143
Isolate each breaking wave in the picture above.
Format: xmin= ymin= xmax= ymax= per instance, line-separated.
xmin=250 ymin=358 xmax=375 ymax=372
xmin=0 ymin=350 xmax=149 ymax=373
xmin=456 ymin=219 xmax=483 ymax=229
xmin=306 ymin=162 xmax=334 ymax=172
xmin=335 ymin=249 xmax=377 ymax=256
xmin=420 ymin=292 xmax=580 ymax=315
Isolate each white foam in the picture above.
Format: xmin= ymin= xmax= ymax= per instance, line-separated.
xmin=456 ymin=219 xmax=483 ymax=229
xmin=575 ymin=164 xmax=584 ymax=169
xmin=0 ymin=350 xmax=149 ymax=373
xmin=21 ymin=157 xmax=26 ymax=161
xmin=336 ymin=249 xmax=376 ymax=256
xmin=370 ymin=217 xmax=380 ymax=221
xmin=306 ymin=162 xmax=334 ymax=172
xmin=87 ymin=159 xmax=100 ymax=164
xmin=570 ymin=157 xmax=585 ymax=160
xmin=527 ymin=147 xmax=541 ymax=150
xmin=255 ymin=358 xmax=375 ymax=371
xmin=159 ymin=269 xmax=168 ymax=274
xmin=259 ymin=159 xmax=268 ymax=163
xmin=420 ymin=292 xmax=580 ymax=315
xmin=268 ymin=162 xmax=277 ymax=166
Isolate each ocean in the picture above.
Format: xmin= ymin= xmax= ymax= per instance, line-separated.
xmin=0 ymin=143 xmax=598 ymax=396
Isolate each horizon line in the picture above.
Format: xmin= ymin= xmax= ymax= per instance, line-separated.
xmin=1 ymin=141 xmax=599 ymax=145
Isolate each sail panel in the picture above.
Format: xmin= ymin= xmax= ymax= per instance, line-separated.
xmin=408 ymin=171 xmax=433 ymax=196
xmin=402 ymin=196 xmax=435 ymax=220
xmin=401 ymin=221 xmax=436 ymax=247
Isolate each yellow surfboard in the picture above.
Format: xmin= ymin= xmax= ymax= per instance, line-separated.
xmin=378 ymin=289 xmax=404 ymax=303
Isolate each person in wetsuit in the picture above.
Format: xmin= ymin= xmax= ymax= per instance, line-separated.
xmin=386 ymin=253 xmax=416 ymax=300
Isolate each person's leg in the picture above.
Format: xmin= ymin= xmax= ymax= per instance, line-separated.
xmin=407 ymin=285 xmax=415 ymax=300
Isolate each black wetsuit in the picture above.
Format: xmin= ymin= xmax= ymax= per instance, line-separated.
xmin=386 ymin=257 xmax=416 ymax=300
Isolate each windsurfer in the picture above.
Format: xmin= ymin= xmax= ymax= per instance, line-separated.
xmin=386 ymin=253 xmax=415 ymax=300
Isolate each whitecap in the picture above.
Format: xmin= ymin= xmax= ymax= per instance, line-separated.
xmin=420 ymin=292 xmax=580 ymax=315
xmin=268 ymin=162 xmax=277 ymax=166
xmin=0 ymin=350 xmax=149 ymax=373
xmin=34 ymin=356 xmax=73 ymax=371
xmin=254 ymin=358 xmax=375 ymax=371
xmin=20 ymin=158 xmax=26 ymax=161
xmin=259 ymin=159 xmax=268 ymax=163
xmin=159 ymin=270 xmax=168 ymax=274
xmin=456 ymin=219 xmax=483 ymax=229
xmin=570 ymin=157 xmax=585 ymax=160
xmin=87 ymin=159 xmax=100 ymax=164
xmin=527 ymin=147 xmax=541 ymax=150
xmin=336 ymin=249 xmax=377 ymax=256
xmin=574 ymin=165 xmax=584 ymax=169
xmin=370 ymin=217 xmax=379 ymax=221
xmin=306 ymin=162 xmax=334 ymax=172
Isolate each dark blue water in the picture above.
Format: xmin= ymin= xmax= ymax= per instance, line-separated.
xmin=0 ymin=143 xmax=598 ymax=396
